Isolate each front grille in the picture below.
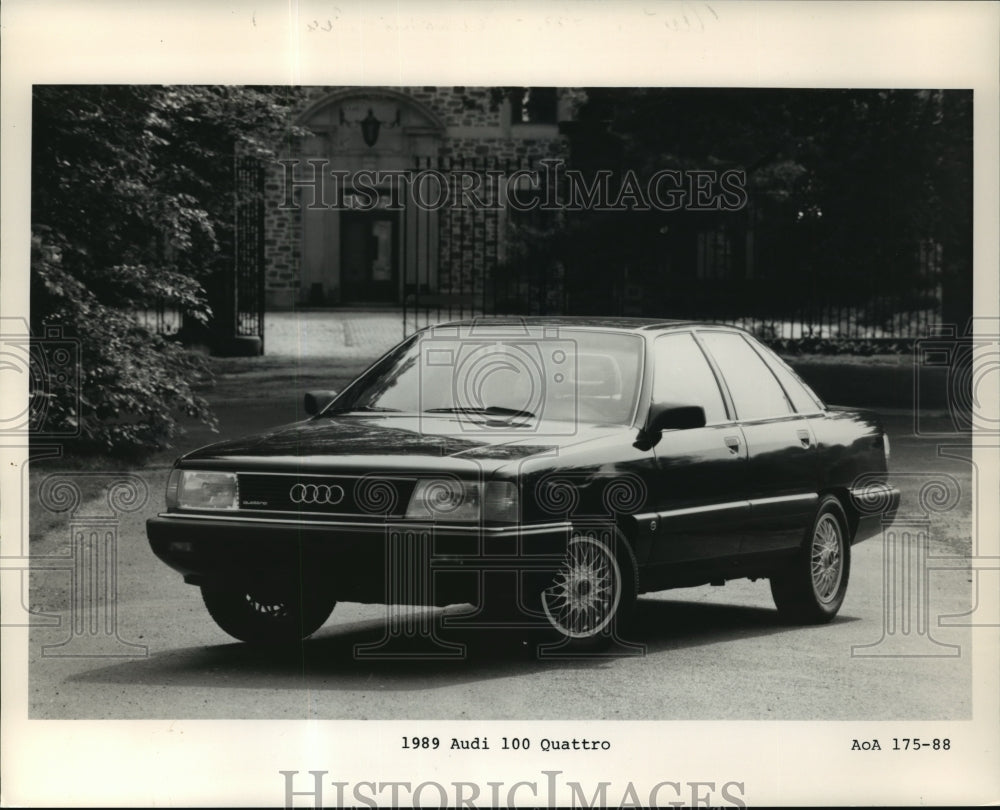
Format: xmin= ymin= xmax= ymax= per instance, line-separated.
xmin=237 ymin=473 xmax=415 ymax=518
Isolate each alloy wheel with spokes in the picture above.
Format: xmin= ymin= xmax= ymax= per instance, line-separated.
xmin=770 ymin=495 xmax=851 ymax=624
xmin=811 ymin=513 xmax=844 ymax=604
xmin=542 ymin=535 xmax=621 ymax=637
xmin=538 ymin=531 xmax=637 ymax=649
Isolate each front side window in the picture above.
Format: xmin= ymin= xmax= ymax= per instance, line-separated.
xmin=651 ymin=333 xmax=727 ymax=424
xmin=698 ymin=331 xmax=792 ymax=421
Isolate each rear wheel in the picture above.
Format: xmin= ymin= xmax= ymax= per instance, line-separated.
xmin=201 ymin=582 xmax=336 ymax=644
xmin=539 ymin=529 xmax=637 ymax=650
xmin=770 ymin=495 xmax=851 ymax=623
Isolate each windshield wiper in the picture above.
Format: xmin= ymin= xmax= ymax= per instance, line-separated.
xmin=424 ymin=406 xmax=536 ymax=419
xmin=320 ymin=405 xmax=401 ymax=415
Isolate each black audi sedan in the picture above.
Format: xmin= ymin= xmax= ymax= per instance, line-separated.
xmin=148 ymin=318 xmax=899 ymax=650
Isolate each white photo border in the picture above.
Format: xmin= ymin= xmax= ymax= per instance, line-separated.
xmin=2 ymin=1 xmax=998 ymax=806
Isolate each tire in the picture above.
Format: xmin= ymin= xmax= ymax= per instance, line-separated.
xmin=201 ymin=582 xmax=336 ymax=644
xmin=770 ymin=495 xmax=851 ymax=624
xmin=538 ymin=528 xmax=638 ymax=651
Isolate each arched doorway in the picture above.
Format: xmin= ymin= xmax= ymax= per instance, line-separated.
xmin=295 ymin=89 xmax=445 ymax=306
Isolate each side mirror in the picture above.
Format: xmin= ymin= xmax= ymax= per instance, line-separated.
xmin=648 ymin=403 xmax=707 ymax=433
xmin=635 ymin=403 xmax=706 ymax=450
xmin=304 ymin=390 xmax=338 ymax=416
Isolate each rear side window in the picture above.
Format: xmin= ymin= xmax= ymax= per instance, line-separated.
xmin=698 ymin=331 xmax=792 ymax=421
xmin=753 ymin=344 xmax=825 ymax=413
xmin=652 ymin=333 xmax=727 ymax=424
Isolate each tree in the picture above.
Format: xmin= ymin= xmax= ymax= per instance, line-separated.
xmin=552 ymin=88 xmax=972 ymax=328
xmin=31 ymin=85 xmax=305 ymax=455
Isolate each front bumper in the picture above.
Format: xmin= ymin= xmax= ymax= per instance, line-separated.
xmin=147 ymin=513 xmax=572 ymax=605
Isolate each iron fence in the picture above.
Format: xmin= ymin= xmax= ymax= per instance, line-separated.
xmin=399 ymin=156 xmax=946 ymax=342
xmin=137 ymin=151 xmax=948 ymax=348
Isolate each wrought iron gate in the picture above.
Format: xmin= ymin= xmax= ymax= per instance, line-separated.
xmin=233 ymin=155 xmax=266 ymax=353
xmin=402 ymin=155 xmax=543 ymax=336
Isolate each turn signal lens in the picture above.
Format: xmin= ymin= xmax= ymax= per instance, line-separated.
xmin=165 ymin=468 xmax=181 ymax=509
xmin=484 ymin=481 xmax=518 ymax=524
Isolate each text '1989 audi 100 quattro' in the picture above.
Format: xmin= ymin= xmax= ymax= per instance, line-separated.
xmin=147 ymin=318 xmax=900 ymax=652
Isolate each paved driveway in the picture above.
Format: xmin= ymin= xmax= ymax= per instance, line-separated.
xmin=23 ymin=413 xmax=975 ymax=721
xmin=264 ymin=309 xmax=406 ymax=358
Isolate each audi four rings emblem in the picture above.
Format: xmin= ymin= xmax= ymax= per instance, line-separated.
xmin=289 ymin=483 xmax=345 ymax=505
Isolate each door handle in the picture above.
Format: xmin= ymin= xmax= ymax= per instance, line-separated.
xmin=724 ymin=435 xmax=741 ymax=454
xmin=797 ymin=429 xmax=812 ymax=448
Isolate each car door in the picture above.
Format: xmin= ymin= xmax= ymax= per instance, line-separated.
xmin=696 ymin=330 xmax=820 ymax=554
xmin=647 ymin=332 xmax=749 ymax=564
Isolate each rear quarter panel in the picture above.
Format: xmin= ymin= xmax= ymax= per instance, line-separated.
xmin=813 ymin=406 xmax=893 ymax=542
xmin=814 ymin=406 xmax=889 ymax=490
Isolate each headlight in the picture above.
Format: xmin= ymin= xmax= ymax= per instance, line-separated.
xmin=406 ymin=479 xmax=518 ymax=524
xmin=166 ymin=469 xmax=239 ymax=511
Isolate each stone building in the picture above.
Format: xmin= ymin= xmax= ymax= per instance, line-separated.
xmin=263 ymin=86 xmax=582 ymax=310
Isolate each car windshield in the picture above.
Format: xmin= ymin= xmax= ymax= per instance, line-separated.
xmin=329 ymin=325 xmax=644 ymax=426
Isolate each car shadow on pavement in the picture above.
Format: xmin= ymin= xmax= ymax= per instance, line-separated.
xmin=69 ymin=597 xmax=859 ymax=697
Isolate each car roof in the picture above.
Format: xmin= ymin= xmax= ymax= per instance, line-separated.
xmin=432 ymin=316 xmax=750 ymax=334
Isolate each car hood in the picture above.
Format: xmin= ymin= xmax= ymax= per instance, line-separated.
xmin=180 ymin=413 xmax=628 ymax=474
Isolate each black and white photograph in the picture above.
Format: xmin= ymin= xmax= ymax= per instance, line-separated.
xmin=2 ymin=1 xmax=998 ymax=807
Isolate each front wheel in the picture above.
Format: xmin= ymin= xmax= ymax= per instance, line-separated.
xmin=201 ymin=582 xmax=336 ymax=644
xmin=770 ymin=495 xmax=851 ymax=624
xmin=538 ymin=529 xmax=637 ymax=651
